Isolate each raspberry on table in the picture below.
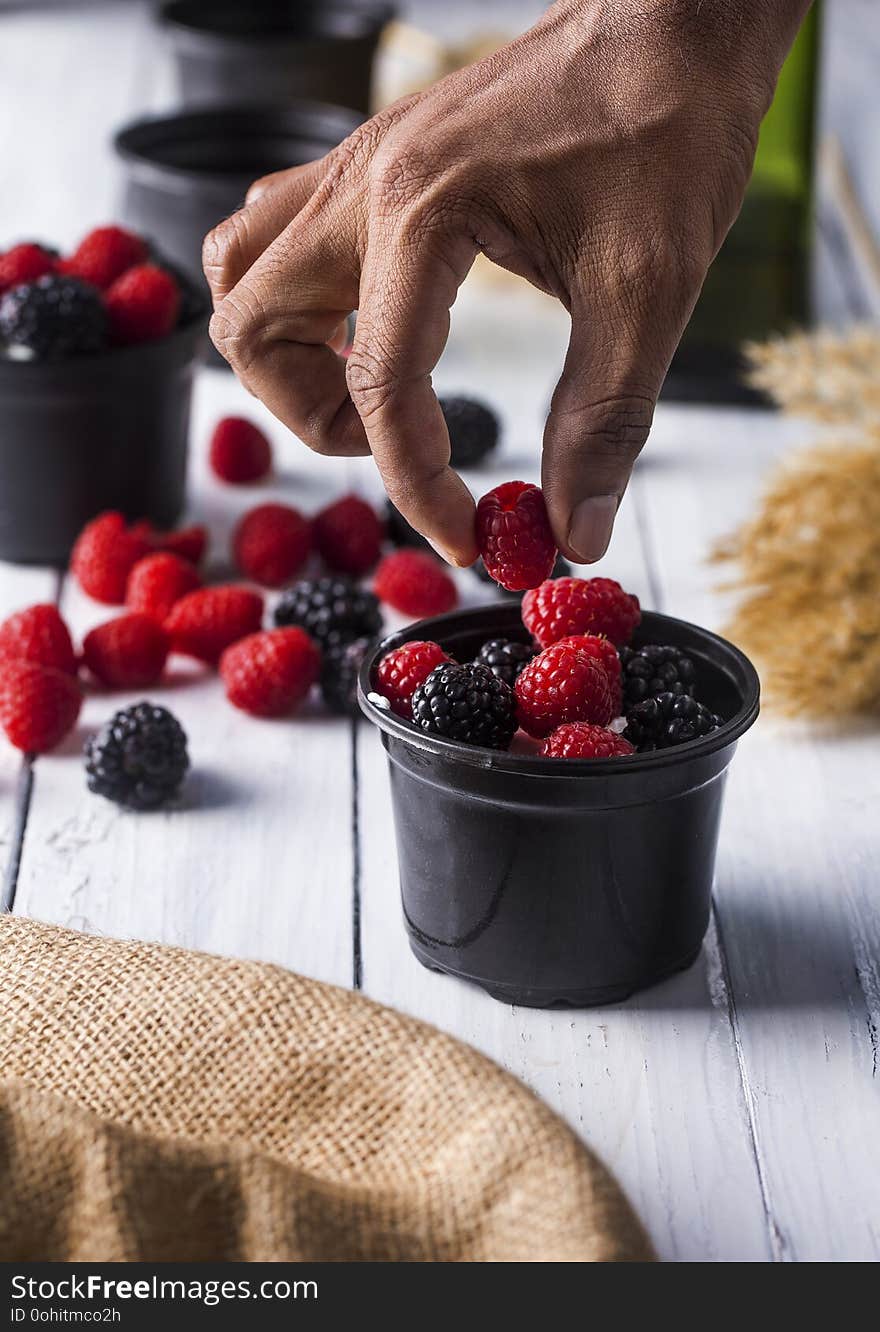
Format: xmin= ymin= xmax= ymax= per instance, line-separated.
xmin=132 ymin=521 xmax=208 ymax=567
xmin=232 ymin=502 xmax=311 ymax=588
xmin=555 ymin=634 xmax=623 ymax=714
xmin=0 ymin=604 xmax=76 ymax=676
xmin=476 ymin=480 xmax=557 ymax=592
xmin=82 ymin=613 xmax=169 ymax=689
xmin=313 ymin=494 xmax=383 ymax=576
xmin=71 ymin=511 xmax=153 ymax=605
xmin=384 ymin=499 xmax=430 ymax=550
xmin=106 ymin=263 xmax=180 ymax=345
xmin=439 ymin=396 xmax=500 ymax=468
xmin=320 ymin=636 xmax=370 ymax=717
xmin=62 ymin=225 xmax=148 ymax=290
xmin=374 ymin=550 xmax=458 ymax=618
xmin=220 ymin=627 xmax=320 ymax=717
xmin=165 ymin=585 xmax=264 ymax=665
xmin=0 ymin=243 xmax=57 ymax=294
xmin=522 ymin=576 xmax=641 ymax=647
xmin=209 ymin=417 xmax=272 ymax=484
xmin=84 ymin=702 xmax=189 ymax=809
xmin=126 ymin=551 xmax=201 ymax=624
xmin=514 ymin=640 xmax=616 ymax=738
xmin=411 ymin=661 xmax=516 ymax=750
xmin=274 ymin=577 xmax=382 ymax=652
xmin=619 ymin=643 xmax=697 ymax=706
xmin=0 ymin=274 xmax=107 ymax=358
xmin=376 ymin=640 xmax=451 ymax=718
xmin=540 ymin=722 xmax=635 ymax=759
xmin=0 ymin=660 xmax=82 ymax=753
xmin=474 ymin=638 xmax=535 ymax=688
xmin=624 ymin=693 xmax=723 ymax=751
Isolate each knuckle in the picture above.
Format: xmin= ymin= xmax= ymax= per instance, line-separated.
xmin=557 ymin=393 xmax=654 ymax=466
xmin=202 ymin=209 xmax=251 ymax=294
xmin=208 ymin=288 xmax=264 ymax=374
xmin=345 ymin=345 xmax=398 ymax=420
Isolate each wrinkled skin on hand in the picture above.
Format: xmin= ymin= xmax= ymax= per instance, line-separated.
xmin=204 ymin=0 xmax=811 ymax=566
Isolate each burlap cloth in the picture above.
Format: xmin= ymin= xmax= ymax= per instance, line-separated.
xmin=0 ymin=916 xmax=653 ymax=1262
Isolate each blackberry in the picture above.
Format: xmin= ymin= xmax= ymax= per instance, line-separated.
xmin=274 ymin=577 xmax=381 ymax=652
xmin=384 ymin=498 xmax=430 ymax=550
xmin=475 ymin=552 xmax=572 ymax=596
xmin=624 ymin=693 xmax=723 ymax=751
xmin=0 ymin=274 xmax=108 ymax=358
xmin=411 ymin=661 xmax=515 ymax=749
xmin=85 ymin=702 xmax=189 ymax=809
xmin=475 ymin=637 xmax=535 ymax=687
xmin=321 ymin=636 xmax=369 ymax=717
xmin=439 ymin=396 xmax=500 ymax=468
xmin=618 ymin=643 xmax=697 ymax=706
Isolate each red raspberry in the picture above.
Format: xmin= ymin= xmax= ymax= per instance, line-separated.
xmin=70 ymin=511 xmax=153 ymax=605
xmin=233 ymin=502 xmax=311 ymax=588
xmin=209 ymin=417 xmax=272 ymax=484
xmin=522 ymin=576 xmax=641 ymax=648
xmin=313 ymin=494 xmax=382 ymax=576
xmin=0 ymin=604 xmax=76 ymax=676
xmin=63 ymin=226 xmax=147 ymax=290
xmin=82 ymin=613 xmax=169 ymax=688
xmin=540 ymin=722 xmax=635 ymax=759
xmin=374 ymin=550 xmax=458 ymax=618
xmin=105 ymin=263 xmax=180 ymax=345
xmin=376 ymin=640 xmax=451 ymax=718
xmin=514 ymin=640 xmax=615 ymax=738
xmin=220 ymin=627 xmax=320 ymax=717
xmin=555 ymin=634 xmax=623 ymax=714
xmin=132 ymin=521 xmax=208 ymax=567
xmin=476 ymin=480 xmax=557 ymax=592
xmin=0 ymin=243 xmax=56 ymax=294
xmin=126 ymin=552 xmax=201 ymax=624
xmin=0 ymin=660 xmax=81 ymax=753
xmin=165 ymin=585 xmax=264 ymax=665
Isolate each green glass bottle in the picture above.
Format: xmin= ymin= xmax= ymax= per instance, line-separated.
xmin=664 ymin=4 xmax=820 ymax=402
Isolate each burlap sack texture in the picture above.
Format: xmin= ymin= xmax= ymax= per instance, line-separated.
xmin=0 ymin=916 xmax=654 ymax=1262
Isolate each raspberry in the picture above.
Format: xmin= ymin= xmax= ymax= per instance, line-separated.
xmin=0 ymin=660 xmax=81 ymax=753
xmin=85 ymin=702 xmax=188 ymax=809
xmin=126 ymin=552 xmax=201 ymax=624
xmin=209 ymin=417 xmax=272 ymax=484
xmin=0 ymin=604 xmax=76 ymax=676
xmin=411 ymin=661 xmax=516 ymax=749
xmin=476 ymin=481 xmax=557 ymax=592
xmin=0 ymin=243 xmax=56 ymax=294
xmin=374 ymin=550 xmax=458 ymax=618
xmin=220 ymin=627 xmax=320 ymax=717
xmin=440 ymin=396 xmax=500 ymax=468
xmin=63 ymin=226 xmax=147 ymax=290
xmin=0 ymin=274 xmax=107 ymax=359
xmin=555 ymin=634 xmax=623 ymax=714
xmin=376 ymin=640 xmax=451 ymax=717
xmin=105 ymin=263 xmax=180 ymax=345
xmin=232 ymin=502 xmax=311 ymax=588
xmin=164 ymin=585 xmax=264 ymax=665
xmin=540 ymin=723 xmax=635 ymax=760
xmin=474 ymin=638 xmax=535 ymax=687
xmin=70 ymin=511 xmax=153 ymax=605
xmin=522 ymin=576 xmax=641 ymax=648
xmin=82 ymin=614 xmax=169 ymax=689
xmin=132 ymin=521 xmax=207 ymax=567
xmin=274 ymin=577 xmax=381 ymax=651
xmin=313 ymin=494 xmax=382 ymax=576
xmin=514 ymin=640 xmax=615 ymax=738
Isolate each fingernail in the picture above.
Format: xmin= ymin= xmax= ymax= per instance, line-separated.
xmin=568 ymin=495 xmax=618 ymax=562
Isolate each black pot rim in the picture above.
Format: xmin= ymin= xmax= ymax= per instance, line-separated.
xmin=358 ymin=604 xmax=761 ymax=777
xmin=159 ymin=0 xmax=396 ymax=47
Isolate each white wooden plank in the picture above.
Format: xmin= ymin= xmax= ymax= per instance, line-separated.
xmin=635 ymin=402 xmax=880 ymax=1261
xmin=357 ymin=279 xmax=773 ymax=1262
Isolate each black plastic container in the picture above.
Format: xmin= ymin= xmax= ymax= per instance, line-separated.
xmin=0 ymin=313 xmax=205 ymax=565
xmin=359 ymin=604 xmax=759 ymax=1008
xmin=159 ymin=1 xmax=395 ymax=115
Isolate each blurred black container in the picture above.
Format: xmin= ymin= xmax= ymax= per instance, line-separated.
xmin=158 ymin=1 xmax=395 ymax=114
xmin=360 ymin=604 xmax=759 ymax=1008
xmin=0 ymin=311 xmax=205 ymax=565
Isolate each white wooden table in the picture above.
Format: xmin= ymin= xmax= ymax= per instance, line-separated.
xmin=2 ymin=1 xmax=878 ymax=1264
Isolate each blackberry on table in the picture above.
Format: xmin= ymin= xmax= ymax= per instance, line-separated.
xmin=321 ymin=636 xmax=369 ymax=717
xmin=618 ymin=643 xmax=697 ymax=706
xmin=439 ymin=396 xmax=500 ymax=468
xmin=624 ymin=693 xmax=723 ymax=751
xmin=411 ymin=661 xmax=516 ymax=750
xmin=475 ymin=637 xmax=535 ymax=687
xmin=0 ymin=274 xmax=108 ymax=358
xmin=85 ymin=702 xmax=189 ymax=809
xmin=474 ymin=552 xmax=572 ymax=596
xmin=274 ymin=577 xmax=381 ymax=652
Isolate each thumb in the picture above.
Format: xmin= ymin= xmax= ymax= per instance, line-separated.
xmin=541 ymin=314 xmax=658 ymax=563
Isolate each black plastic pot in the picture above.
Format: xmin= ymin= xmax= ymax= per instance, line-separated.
xmin=0 ymin=313 xmax=205 ymax=565
xmin=359 ymin=604 xmax=760 ymax=1009
xmin=159 ymin=1 xmax=395 ymax=114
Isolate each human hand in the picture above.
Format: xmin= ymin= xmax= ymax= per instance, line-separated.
xmin=204 ymin=0 xmax=811 ymax=566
